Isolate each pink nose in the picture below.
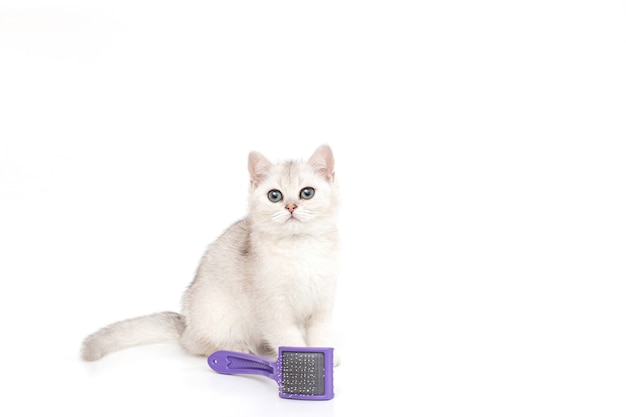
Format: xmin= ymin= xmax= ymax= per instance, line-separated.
xmin=285 ymin=203 xmax=297 ymax=213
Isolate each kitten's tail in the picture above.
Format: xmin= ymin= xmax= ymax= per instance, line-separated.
xmin=81 ymin=311 xmax=185 ymax=361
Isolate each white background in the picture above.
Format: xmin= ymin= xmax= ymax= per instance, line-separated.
xmin=1 ymin=1 xmax=625 ymax=416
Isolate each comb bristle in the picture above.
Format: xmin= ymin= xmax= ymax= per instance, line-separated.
xmin=280 ymin=351 xmax=326 ymax=396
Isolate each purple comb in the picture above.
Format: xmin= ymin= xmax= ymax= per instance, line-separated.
xmin=207 ymin=346 xmax=334 ymax=400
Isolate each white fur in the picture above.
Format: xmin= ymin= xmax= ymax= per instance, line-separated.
xmin=81 ymin=145 xmax=340 ymax=365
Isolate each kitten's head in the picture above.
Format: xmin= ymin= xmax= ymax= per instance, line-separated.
xmin=247 ymin=145 xmax=339 ymax=236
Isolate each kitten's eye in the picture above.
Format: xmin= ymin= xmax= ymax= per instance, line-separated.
xmin=299 ymin=187 xmax=315 ymax=200
xmin=267 ymin=189 xmax=283 ymax=203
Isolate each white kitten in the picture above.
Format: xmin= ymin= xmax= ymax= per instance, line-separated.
xmin=82 ymin=145 xmax=340 ymax=365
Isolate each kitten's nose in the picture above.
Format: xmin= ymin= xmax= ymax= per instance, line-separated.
xmin=285 ymin=203 xmax=297 ymax=213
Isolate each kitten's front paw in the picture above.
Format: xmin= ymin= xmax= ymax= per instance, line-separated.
xmin=332 ymin=349 xmax=341 ymax=367
xmin=258 ymin=342 xmax=277 ymax=358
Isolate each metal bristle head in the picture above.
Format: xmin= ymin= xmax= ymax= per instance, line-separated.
xmin=281 ymin=351 xmax=326 ymax=396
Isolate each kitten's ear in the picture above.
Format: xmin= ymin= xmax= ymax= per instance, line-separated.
xmin=308 ymin=145 xmax=335 ymax=182
xmin=248 ymin=151 xmax=272 ymax=187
